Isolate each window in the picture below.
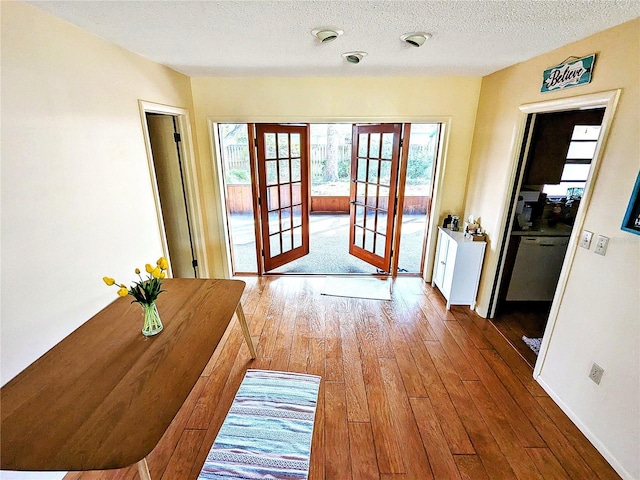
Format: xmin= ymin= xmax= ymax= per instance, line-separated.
xmin=543 ymin=124 xmax=600 ymax=198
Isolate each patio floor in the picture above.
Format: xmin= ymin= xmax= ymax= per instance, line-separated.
xmin=229 ymin=213 xmax=427 ymax=275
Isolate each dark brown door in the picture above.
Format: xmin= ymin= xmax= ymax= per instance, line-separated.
xmin=349 ymin=124 xmax=402 ymax=272
xmin=256 ymin=124 xmax=310 ymax=271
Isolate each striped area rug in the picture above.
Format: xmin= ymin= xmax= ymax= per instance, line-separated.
xmin=198 ymin=369 xmax=321 ymax=480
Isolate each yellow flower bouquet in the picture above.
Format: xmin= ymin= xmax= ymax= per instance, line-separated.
xmin=103 ymin=257 xmax=169 ymax=336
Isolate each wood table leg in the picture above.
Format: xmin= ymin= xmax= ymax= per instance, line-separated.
xmin=235 ymin=303 xmax=257 ymax=359
xmin=137 ymin=458 xmax=151 ymax=480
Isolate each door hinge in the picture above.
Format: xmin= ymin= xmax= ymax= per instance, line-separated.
xmin=254 ymin=138 xmax=258 ymax=148
xmin=261 ymin=249 xmax=265 ymax=257
xmin=174 ymin=132 xmax=181 ymax=143
xmin=399 ymin=138 xmax=403 ymax=147
xmin=192 ymin=259 xmax=198 ymax=268
xmin=258 ymin=197 xmax=261 ymax=206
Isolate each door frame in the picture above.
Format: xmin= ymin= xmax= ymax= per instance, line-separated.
xmin=139 ymin=100 xmax=210 ymax=278
xmin=208 ymin=115 xmax=452 ymax=278
xmin=484 ymin=90 xmax=621 ymax=377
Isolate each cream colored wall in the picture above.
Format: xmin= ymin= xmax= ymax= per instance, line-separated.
xmin=190 ymin=76 xmax=482 ymax=277
xmin=464 ymin=19 xmax=639 ymax=479
xmin=1 ymin=0 xmax=196 ymax=396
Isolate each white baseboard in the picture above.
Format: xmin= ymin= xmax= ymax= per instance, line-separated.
xmin=536 ymin=376 xmax=637 ymax=480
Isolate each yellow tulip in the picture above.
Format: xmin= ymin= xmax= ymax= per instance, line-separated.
xmin=159 ymin=271 xmax=166 ymax=279
xmin=135 ymin=268 xmax=141 ymax=275
xmin=152 ymin=267 xmax=162 ymax=279
xmin=103 ymin=276 xmax=115 ymax=286
xmin=117 ymin=286 xmax=129 ymax=297
xmin=145 ymin=264 xmax=154 ymax=274
xmin=157 ymin=257 xmax=168 ymax=270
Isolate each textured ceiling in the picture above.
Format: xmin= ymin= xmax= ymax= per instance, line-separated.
xmin=27 ymin=0 xmax=640 ymax=77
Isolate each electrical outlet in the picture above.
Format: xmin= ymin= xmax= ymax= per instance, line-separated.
xmin=589 ymin=363 xmax=604 ymax=385
xmin=579 ymin=230 xmax=593 ymax=249
xmin=594 ymin=235 xmax=609 ymax=256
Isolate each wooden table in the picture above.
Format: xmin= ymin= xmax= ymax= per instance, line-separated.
xmin=1 ymin=278 xmax=256 ymax=479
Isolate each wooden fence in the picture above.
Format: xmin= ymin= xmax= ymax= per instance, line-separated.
xmin=226 ymin=185 xmax=429 ymax=214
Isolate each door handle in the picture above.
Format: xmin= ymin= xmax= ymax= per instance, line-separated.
xmin=349 ymin=201 xmax=357 ymax=205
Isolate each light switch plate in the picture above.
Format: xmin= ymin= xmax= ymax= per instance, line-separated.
xmin=594 ymin=235 xmax=609 ymax=256
xmin=579 ymin=230 xmax=593 ymax=249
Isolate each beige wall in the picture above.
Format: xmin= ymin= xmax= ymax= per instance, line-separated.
xmin=190 ymin=76 xmax=482 ymax=277
xmin=464 ymin=19 xmax=639 ymax=478
xmin=1 ymin=0 xmax=197 ymax=398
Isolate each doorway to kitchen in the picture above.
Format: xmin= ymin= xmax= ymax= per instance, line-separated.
xmin=488 ymin=93 xmax=617 ymax=367
xmin=217 ymin=122 xmax=440 ymax=276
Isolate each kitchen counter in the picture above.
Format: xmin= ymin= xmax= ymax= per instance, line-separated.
xmin=511 ymin=223 xmax=573 ymax=237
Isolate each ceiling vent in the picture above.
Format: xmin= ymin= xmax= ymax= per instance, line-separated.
xmin=311 ymin=28 xmax=344 ymax=43
xmin=342 ymin=51 xmax=367 ymax=64
xmin=400 ymin=32 xmax=432 ymax=47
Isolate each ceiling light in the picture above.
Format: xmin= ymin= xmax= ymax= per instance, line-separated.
xmin=311 ymin=28 xmax=343 ymax=43
xmin=400 ymin=32 xmax=432 ymax=47
xmin=342 ymin=51 xmax=367 ymax=64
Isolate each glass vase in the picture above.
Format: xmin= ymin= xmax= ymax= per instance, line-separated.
xmin=141 ymin=302 xmax=163 ymax=337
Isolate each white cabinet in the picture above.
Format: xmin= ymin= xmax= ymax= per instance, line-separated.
xmin=432 ymin=227 xmax=486 ymax=310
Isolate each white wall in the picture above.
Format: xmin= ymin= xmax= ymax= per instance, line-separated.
xmin=1 ymin=3 xmax=195 ymax=383
xmin=464 ymin=19 xmax=639 ymax=479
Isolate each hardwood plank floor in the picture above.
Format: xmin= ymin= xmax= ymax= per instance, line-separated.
xmin=64 ymin=276 xmax=619 ymax=480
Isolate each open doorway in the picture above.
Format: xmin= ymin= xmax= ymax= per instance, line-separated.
xmin=140 ymin=101 xmax=207 ymax=279
xmin=490 ymin=106 xmax=607 ymax=366
xmin=218 ymin=122 xmax=440 ymax=276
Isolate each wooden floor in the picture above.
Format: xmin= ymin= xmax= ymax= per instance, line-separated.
xmin=64 ymin=276 xmax=619 ymax=480
xmin=490 ymin=302 xmax=551 ymax=367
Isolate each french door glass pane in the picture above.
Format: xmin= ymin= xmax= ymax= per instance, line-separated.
xmin=291 ymin=182 xmax=302 ymax=205
xmin=381 ymin=133 xmax=394 ymax=159
xmin=369 ymin=133 xmax=380 ymax=158
xmin=282 ymin=231 xmax=292 ymax=252
xmin=368 ymin=159 xmax=380 ymax=183
xmin=267 ymin=185 xmax=279 ymax=209
xmin=292 ymin=205 xmax=302 ymax=227
xmin=291 ymin=158 xmax=301 ymax=182
xmin=270 ymin=234 xmax=281 ymax=256
xmin=293 ymin=227 xmax=302 ymax=248
xmin=268 ymin=210 xmax=280 ymax=234
xmin=380 ymin=160 xmax=391 ymax=186
xmin=279 ymin=185 xmax=290 ymax=208
xmin=374 ymin=233 xmax=386 ymax=256
xmin=278 ymin=159 xmax=290 ymax=183
xmin=364 ymin=229 xmax=374 ymax=251
xmin=290 ymin=134 xmax=301 ymax=157
xmin=278 ymin=133 xmax=289 ymax=158
xmin=354 ymin=225 xmax=364 ymax=248
xmin=265 ymin=133 xmax=277 ymax=159
xmin=357 ymin=159 xmax=367 ymax=182
xmin=266 ymin=160 xmax=278 ymax=186
xmin=355 ymin=205 xmax=365 ymax=227
xmin=281 ymin=207 xmax=291 ymax=230
xmin=377 ymin=213 xmax=387 ymax=233
xmin=358 ymin=134 xmax=368 ymax=157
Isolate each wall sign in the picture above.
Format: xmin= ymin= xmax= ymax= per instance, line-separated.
xmin=541 ymin=54 xmax=596 ymax=93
